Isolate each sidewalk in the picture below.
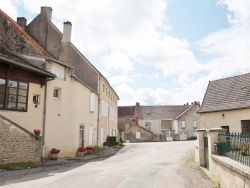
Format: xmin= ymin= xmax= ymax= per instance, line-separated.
xmin=42 ymin=147 xmax=122 ymax=167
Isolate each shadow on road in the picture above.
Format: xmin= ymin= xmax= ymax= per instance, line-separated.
xmin=0 ymin=147 xmax=123 ymax=186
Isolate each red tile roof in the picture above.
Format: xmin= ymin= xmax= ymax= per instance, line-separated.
xmin=0 ymin=9 xmax=51 ymax=57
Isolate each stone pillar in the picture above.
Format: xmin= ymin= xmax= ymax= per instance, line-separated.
xmin=196 ymin=129 xmax=207 ymax=166
xmin=207 ymin=128 xmax=227 ymax=155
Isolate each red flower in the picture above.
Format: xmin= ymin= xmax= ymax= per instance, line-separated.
xmin=50 ymin=148 xmax=60 ymax=154
xmin=86 ymin=146 xmax=94 ymax=150
xmin=34 ymin=129 xmax=41 ymax=133
xmin=78 ymin=147 xmax=85 ymax=152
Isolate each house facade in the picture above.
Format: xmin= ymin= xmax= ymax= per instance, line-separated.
xmin=0 ymin=7 xmax=118 ymax=159
xmin=198 ymin=73 xmax=250 ymax=134
xmin=24 ymin=7 xmax=119 ymax=145
xmin=118 ymin=102 xmax=200 ymax=141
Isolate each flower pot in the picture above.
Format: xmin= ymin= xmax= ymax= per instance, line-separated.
xmin=87 ymin=150 xmax=93 ymax=155
xmin=49 ymin=153 xmax=58 ymax=160
xmin=77 ymin=151 xmax=85 ymax=157
xmin=103 ymin=145 xmax=108 ymax=150
xmin=34 ymin=132 xmax=40 ymax=136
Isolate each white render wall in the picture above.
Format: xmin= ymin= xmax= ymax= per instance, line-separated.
xmin=199 ymin=109 xmax=250 ymax=132
xmin=0 ymin=82 xmax=45 ymax=134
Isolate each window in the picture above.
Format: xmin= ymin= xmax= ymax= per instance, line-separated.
xmin=53 ymin=88 xmax=61 ymax=99
xmin=181 ymin=121 xmax=186 ymax=128
xmin=0 ymin=78 xmax=28 ymax=111
xmin=193 ymin=121 xmax=197 ymax=128
xmin=103 ymin=84 xmax=105 ymax=93
xmin=108 ymin=91 xmax=110 ymax=99
xmin=106 ymin=88 xmax=107 ymax=95
xmin=145 ymin=122 xmax=151 ymax=130
xmin=125 ymin=123 xmax=130 ymax=131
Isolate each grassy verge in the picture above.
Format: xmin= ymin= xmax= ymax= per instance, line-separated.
xmin=0 ymin=162 xmax=41 ymax=171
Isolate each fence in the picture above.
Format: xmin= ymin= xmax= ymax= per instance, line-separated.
xmin=218 ymin=132 xmax=250 ymax=166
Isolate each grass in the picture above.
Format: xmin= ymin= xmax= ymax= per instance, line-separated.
xmin=0 ymin=162 xmax=41 ymax=171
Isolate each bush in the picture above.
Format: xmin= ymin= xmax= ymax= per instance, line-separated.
xmin=188 ymin=136 xmax=197 ymax=140
xmin=103 ymin=142 xmax=107 ymax=146
xmin=93 ymin=145 xmax=101 ymax=152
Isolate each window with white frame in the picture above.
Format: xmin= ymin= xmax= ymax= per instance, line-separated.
xmin=181 ymin=121 xmax=186 ymax=128
xmin=53 ymin=88 xmax=61 ymax=99
xmin=33 ymin=94 xmax=40 ymax=104
xmin=193 ymin=121 xmax=197 ymax=128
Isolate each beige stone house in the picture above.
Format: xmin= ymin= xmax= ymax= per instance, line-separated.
xmin=24 ymin=7 xmax=119 ymax=145
xmin=118 ymin=102 xmax=200 ymax=141
xmin=0 ymin=7 xmax=118 ymax=159
xmin=198 ymin=73 xmax=250 ymax=133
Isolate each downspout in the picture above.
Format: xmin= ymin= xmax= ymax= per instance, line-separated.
xmin=97 ymin=74 xmax=100 ymax=146
xmin=42 ymin=78 xmax=54 ymax=158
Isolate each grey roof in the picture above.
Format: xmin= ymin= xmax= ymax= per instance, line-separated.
xmin=118 ymin=106 xmax=135 ymax=117
xmin=139 ymin=105 xmax=192 ymax=120
xmin=198 ymin=73 xmax=250 ymax=113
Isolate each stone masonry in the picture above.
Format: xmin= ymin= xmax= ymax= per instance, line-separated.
xmin=0 ymin=114 xmax=42 ymax=164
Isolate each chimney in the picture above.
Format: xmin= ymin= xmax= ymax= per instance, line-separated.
xmin=61 ymin=21 xmax=72 ymax=43
xmin=17 ymin=17 xmax=27 ymax=29
xmin=135 ymin=116 xmax=139 ymax=126
xmin=41 ymin=7 xmax=53 ymax=20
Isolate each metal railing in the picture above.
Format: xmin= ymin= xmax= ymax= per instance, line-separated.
xmin=218 ymin=132 xmax=250 ymax=166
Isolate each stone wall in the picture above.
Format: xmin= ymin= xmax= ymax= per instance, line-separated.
xmin=125 ymin=125 xmax=154 ymax=142
xmin=195 ymin=129 xmax=250 ymax=188
xmin=0 ymin=114 xmax=42 ymax=164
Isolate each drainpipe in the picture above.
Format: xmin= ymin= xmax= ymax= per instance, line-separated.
xmin=97 ymin=74 xmax=100 ymax=146
xmin=42 ymin=81 xmax=47 ymax=159
xmin=42 ymin=78 xmax=54 ymax=158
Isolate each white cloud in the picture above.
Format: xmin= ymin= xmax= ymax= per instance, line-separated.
xmin=0 ymin=0 xmax=18 ymax=18
xmin=218 ymin=0 xmax=250 ymax=24
xmin=102 ymin=51 xmax=134 ymax=74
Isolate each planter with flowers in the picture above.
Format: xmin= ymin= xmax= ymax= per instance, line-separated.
xmin=86 ymin=146 xmax=94 ymax=155
xmin=49 ymin=148 xmax=60 ymax=160
xmin=77 ymin=147 xmax=86 ymax=157
xmin=34 ymin=129 xmax=41 ymax=136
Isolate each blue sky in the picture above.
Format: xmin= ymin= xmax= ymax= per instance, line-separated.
xmin=1 ymin=0 xmax=250 ymax=106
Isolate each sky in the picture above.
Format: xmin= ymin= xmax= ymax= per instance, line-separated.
xmin=1 ymin=0 xmax=250 ymax=106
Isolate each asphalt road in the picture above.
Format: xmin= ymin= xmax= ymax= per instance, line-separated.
xmin=0 ymin=141 xmax=213 ymax=188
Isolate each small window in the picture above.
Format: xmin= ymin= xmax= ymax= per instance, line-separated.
xmin=108 ymin=91 xmax=110 ymax=99
xmin=106 ymin=88 xmax=107 ymax=95
xmin=181 ymin=121 xmax=186 ymax=128
xmin=103 ymin=84 xmax=105 ymax=93
xmin=193 ymin=121 xmax=197 ymax=128
xmin=53 ymin=88 xmax=61 ymax=99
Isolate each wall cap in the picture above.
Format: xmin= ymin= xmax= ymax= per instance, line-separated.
xmin=211 ymin=155 xmax=250 ymax=179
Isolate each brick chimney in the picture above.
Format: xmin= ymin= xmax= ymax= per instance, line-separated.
xmin=17 ymin=17 xmax=27 ymax=29
xmin=135 ymin=116 xmax=139 ymax=126
xmin=61 ymin=21 xmax=72 ymax=43
xmin=41 ymin=7 xmax=52 ymax=21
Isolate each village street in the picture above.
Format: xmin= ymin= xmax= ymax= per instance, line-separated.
xmin=0 ymin=141 xmax=213 ymax=188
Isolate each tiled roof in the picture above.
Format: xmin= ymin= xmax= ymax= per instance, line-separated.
xmin=0 ymin=9 xmax=51 ymax=57
xmin=125 ymin=125 xmax=154 ymax=135
xmin=140 ymin=105 xmax=191 ymax=120
xmin=118 ymin=106 xmax=135 ymax=117
xmin=198 ymin=73 xmax=250 ymax=113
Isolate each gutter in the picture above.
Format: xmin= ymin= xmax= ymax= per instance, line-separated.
xmin=42 ymin=78 xmax=54 ymax=159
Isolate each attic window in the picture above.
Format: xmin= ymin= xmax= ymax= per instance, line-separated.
xmin=146 ymin=110 xmax=151 ymax=114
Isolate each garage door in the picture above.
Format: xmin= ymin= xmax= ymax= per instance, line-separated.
xmin=179 ymin=132 xmax=187 ymax=140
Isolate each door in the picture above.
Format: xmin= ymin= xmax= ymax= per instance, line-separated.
xmin=204 ymin=133 xmax=209 ymax=169
xmin=101 ymin=128 xmax=104 ymax=145
xmin=179 ymin=132 xmax=187 ymax=140
xmin=166 ymin=129 xmax=173 ymax=141
xmin=79 ymin=125 xmax=85 ymax=147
